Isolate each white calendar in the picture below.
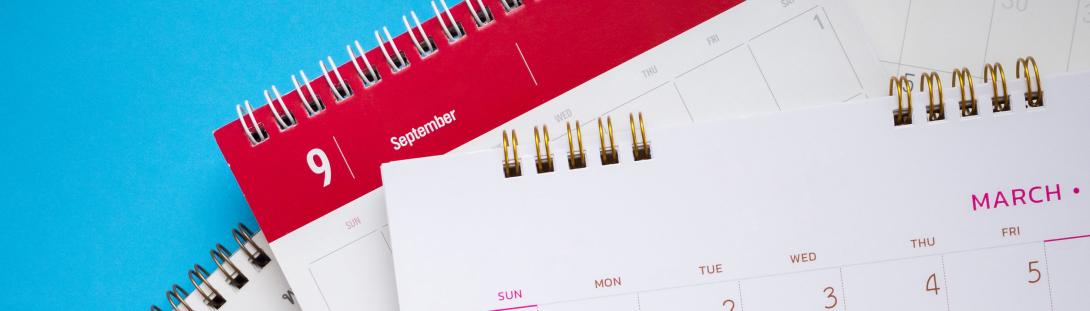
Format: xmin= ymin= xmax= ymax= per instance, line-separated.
xmin=381 ymin=69 xmax=1090 ymax=311
xmin=847 ymin=0 xmax=1090 ymax=75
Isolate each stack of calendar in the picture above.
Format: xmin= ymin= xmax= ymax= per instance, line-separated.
xmin=176 ymin=0 xmax=1090 ymax=310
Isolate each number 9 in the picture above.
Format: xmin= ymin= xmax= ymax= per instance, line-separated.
xmin=307 ymin=148 xmax=331 ymax=187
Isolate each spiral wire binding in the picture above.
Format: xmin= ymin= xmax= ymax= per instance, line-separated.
xmin=403 ymin=11 xmax=437 ymax=57
xmin=349 ymin=40 xmax=382 ymax=86
xmin=293 ymin=70 xmax=326 ymax=116
xmin=501 ymin=113 xmax=651 ymax=177
xmin=433 ymin=0 xmax=467 ymax=41
xmin=500 ymin=0 xmax=525 ymax=12
xmin=984 ymin=62 xmax=1011 ymax=112
xmin=1016 ymin=56 xmax=1044 ymax=107
xmin=566 ymin=121 xmax=587 ymax=169
xmin=890 ymin=56 xmax=1043 ymax=126
xmin=502 ymin=130 xmax=521 ymax=177
xmin=233 ymin=0 xmax=534 ymax=146
xmin=534 ymin=125 xmax=555 ymax=173
xmin=212 ymin=243 xmax=250 ymax=288
xmin=889 ymin=76 xmax=913 ymax=126
xmin=235 ymin=101 xmax=268 ymax=145
xmin=598 ymin=117 xmax=620 ymax=165
xmin=629 ymin=113 xmax=652 ymax=160
xmin=233 ymin=223 xmax=272 ymax=268
xmin=919 ymin=72 xmax=945 ymax=121
xmin=152 ymin=223 xmax=275 ymax=310
xmin=189 ymin=264 xmax=227 ymax=309
xmin=264 ymin=86 xmax=297 ymax=130
xmin=465 ymin=0 xmax=494 ymax=26
xmin=952 ymin=68 xmax=978 ymax=117
xmin=320 ymin=56 xmax=353 ymax=101
xmin=167 ymin=284 xmax=193 ymax=311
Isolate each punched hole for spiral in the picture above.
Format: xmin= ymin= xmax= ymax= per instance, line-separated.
xmin=501 ymin=0 xmax=525 ymax=12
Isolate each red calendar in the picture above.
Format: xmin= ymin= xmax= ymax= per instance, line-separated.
xmin=213 ymin=0 xmax=885 ymax=309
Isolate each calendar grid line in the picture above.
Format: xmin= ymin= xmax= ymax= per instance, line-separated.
xmin=746 ymin=45 xmax=781 ymax=111
xmin=748 ymin=5 xmax=821 ymax=42
xmin=1041 ymin=242 xmax=1056 ymax=311
xmin=940 ymin=255 xmax=951 ymax=311
xmin=736 ymin=281 xmax=745 ymax=311
xmin=982 ymin=0 xmax=999 ymax=66
xmin=838 ymin=267 xmax=849 ymax=311
xmin=894 ymin=0 xmax=914 ymax=75
xmin=1066 ymin=0 xmax=1082 ymax=71
xmin=670 ymin=82 xmax=696 ymax=123
xmin=820 ymin=6 xmax=866 ymax=92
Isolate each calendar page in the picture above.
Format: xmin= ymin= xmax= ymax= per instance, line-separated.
xmin=213 ymin=0 xmax=886 ymax=310
xmin=382 ymin=72 xmax=1090 ymax=311
xmin=846 ymin=0 xmax=1090 ymax=75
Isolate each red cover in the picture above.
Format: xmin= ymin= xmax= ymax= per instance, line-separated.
xmin=215 ymin=0 xmax=743 ymax=242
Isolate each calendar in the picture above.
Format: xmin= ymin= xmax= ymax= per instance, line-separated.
xmin=847 ymin=0 xmax=1090 ymax=75
xmin=380 ymin=68 xmax=1090 ymax=311
xmin=212 ymin=0 xmax=886 ymax=309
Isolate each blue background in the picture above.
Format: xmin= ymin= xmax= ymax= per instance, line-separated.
xmin=0 ymin=0 xmax=455 ymax=309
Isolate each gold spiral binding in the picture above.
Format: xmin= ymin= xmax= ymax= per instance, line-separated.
xmin=598 ymin=117 xmax=619 ymax=165
xmin=629 ymin=112 xmax=652 ymax=160
xmin=566 ymin=121 xmax=587 ymax=169
xmin=984 ymin=62 xmax=1011 ymax=112
xmin=232 ymin=223 xmax=271 ymax=268
xmin=951 ymin=68 xmax=978 ymax=117
xmin=1016 ymin=56 xmax=1044 ymax=107
xmin=502 ymin=130 xmax=521 ymax=178
xmin=189 ymin=264 xmax=227 ymax=309
xmin=211 ymin=244 xmax=250 ymax=288
xmin=167 ymin=284 xmax=194 ymax=311
xmin=533 ymin=125 xmax=554 ymax=173
xmin=889 ymin=76 xmax=912 ymax=125
xmin=919 ymin=72 xmax=945 ymax=121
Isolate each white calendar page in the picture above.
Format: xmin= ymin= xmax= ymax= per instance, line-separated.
xmin=259 ymin=1 xmax=887 ymax=310
xmin=382 ymin=72 xmax=1090 ymax=311
xmin=846 ymin=0 xmax=1090 ymax=75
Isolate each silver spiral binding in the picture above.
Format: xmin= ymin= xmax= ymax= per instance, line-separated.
xmin=433 ymin=0 xmax=466 ymax=41
xmin=167 ymin=285 xmax=193 ymax=311
xmin=349 ymin=40 xmax=381 ymax=86
xmin=153 ymin=223 xmax=274 ymax=311
xmin=320 ymin=56 xmax=353 ymax=102
xmin=232 ymin=0 xmax=529 ymax=144
xmin=233 ymin=223 xmax=272 ymax=268
xmin=502 ymin=113 xmax=651 ymax=177
xmin=500 ymin=0 xmax=525 ymax=12
xmin=189 ymin=264 xmax=227 ymax=309
xmin=212 ymin=243 xmax=250 ymax=289
xmin=236 ymin=101 xmax=268 ymax=145
xmin=465 ymin=0 xmax=494 ymax=26
xmin=403 ymin=12 xmax=437 ymax=57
